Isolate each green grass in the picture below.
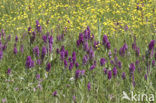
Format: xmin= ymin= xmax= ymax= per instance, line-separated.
xmin=0 ymin=0 xmax=156 ymax=103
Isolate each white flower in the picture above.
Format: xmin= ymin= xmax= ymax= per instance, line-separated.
xmin=45 ymin=72 xmax=48 ymax=78
xmin=69 ymin=77 xmax=75 ymax=81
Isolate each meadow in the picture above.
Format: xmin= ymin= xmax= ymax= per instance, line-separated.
xmin=0 ymin=0 xmax=156 ymax=103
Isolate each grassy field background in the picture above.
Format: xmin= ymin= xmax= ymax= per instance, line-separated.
xmin=0 ymin=0 xmax=156 ymax=102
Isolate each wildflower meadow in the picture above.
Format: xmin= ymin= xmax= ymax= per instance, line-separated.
xmin=0 ymin=0 xmax=156 ymax=103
